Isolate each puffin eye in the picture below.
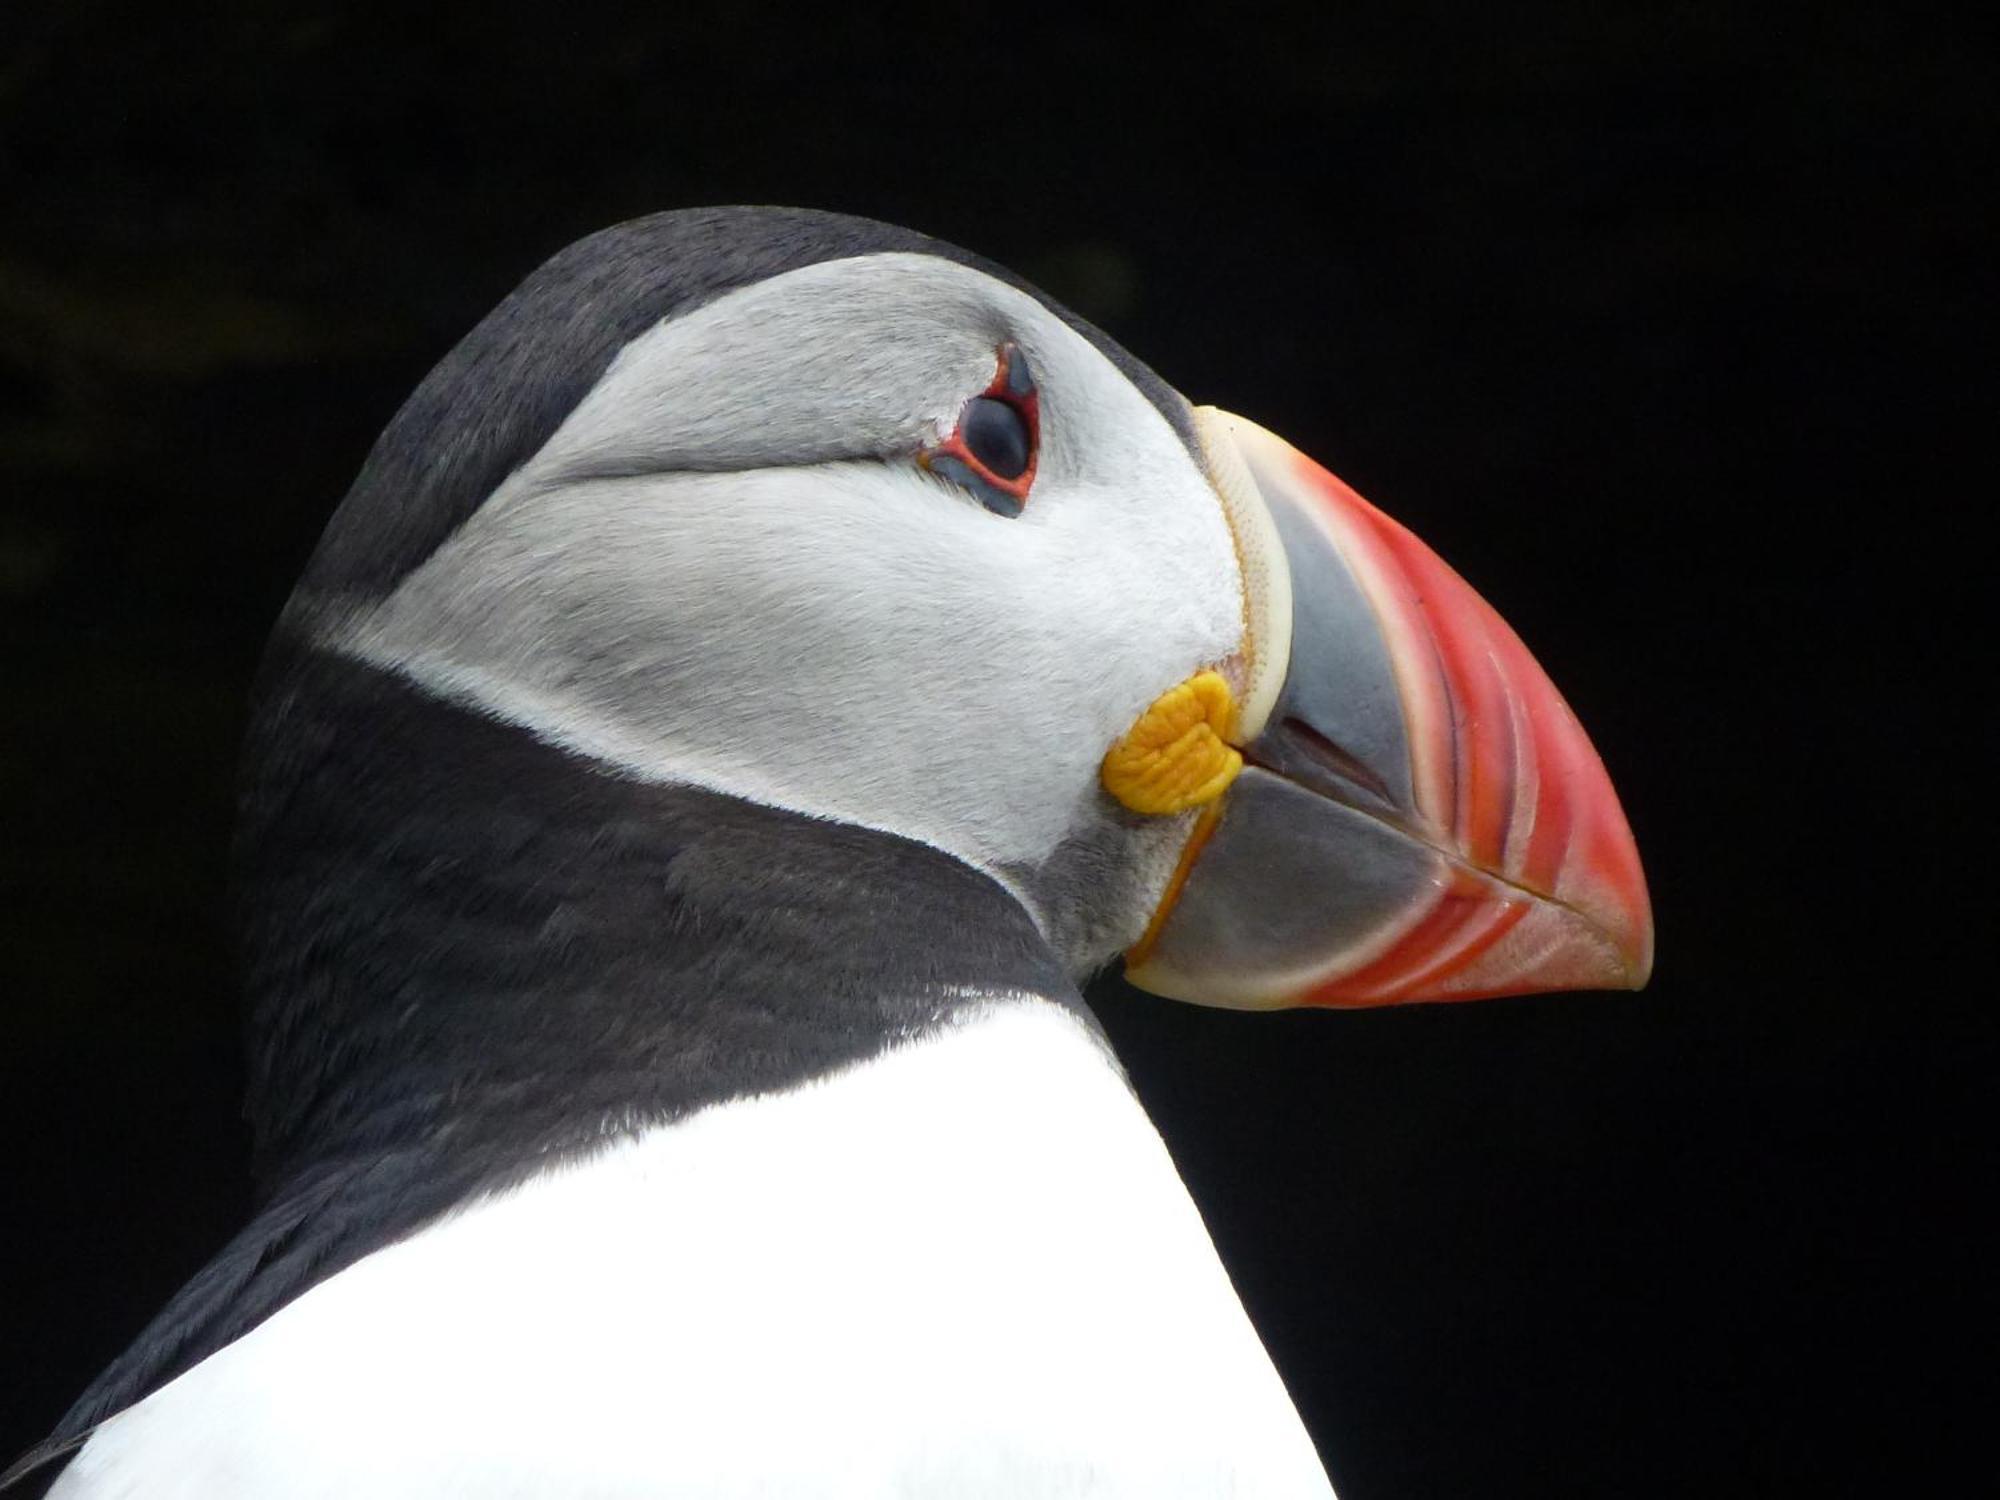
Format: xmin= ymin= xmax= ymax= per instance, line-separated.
xmin=920 ymin=343 xmax=1040 ymax=518
xmin=961 ymin=398 xmax=1030 ymax=479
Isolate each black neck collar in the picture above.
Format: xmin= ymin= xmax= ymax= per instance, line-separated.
xmin=237 ymin=643 xmax=1086 ymax=1201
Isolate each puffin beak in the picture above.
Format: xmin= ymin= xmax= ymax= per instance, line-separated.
xmin=1124 ymin=411 xmax=1653 ymax=1008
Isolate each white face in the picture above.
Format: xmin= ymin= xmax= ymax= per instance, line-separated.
xmin=321 ymin=253 xmax=1250 ymax=971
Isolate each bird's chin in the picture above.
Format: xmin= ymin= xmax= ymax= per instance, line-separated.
xmin=1122 ymin=411 xmax=1652 ymax=1010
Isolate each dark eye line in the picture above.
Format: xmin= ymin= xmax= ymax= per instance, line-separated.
xmin=919 ymin=342 xmax=1040 ymax=518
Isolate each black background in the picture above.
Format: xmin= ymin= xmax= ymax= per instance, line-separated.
xmin=0 ymin=4 xmax=1979 ymax=1496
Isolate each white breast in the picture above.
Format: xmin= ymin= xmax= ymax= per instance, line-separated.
xmin=54 ymin=1000 xmax=1336 ymax=1498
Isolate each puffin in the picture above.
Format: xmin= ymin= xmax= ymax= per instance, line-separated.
xmin=5 ymin=207 xmax=1652 ymax=1498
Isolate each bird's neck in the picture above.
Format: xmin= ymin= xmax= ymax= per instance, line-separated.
xmin=234 ymin=643 xmax=1085 ymax=1201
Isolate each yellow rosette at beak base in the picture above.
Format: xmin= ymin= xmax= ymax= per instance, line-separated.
xmin=1100 ymin=671 xmax=1244 ymax=816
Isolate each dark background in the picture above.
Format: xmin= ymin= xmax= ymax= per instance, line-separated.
xmin=0 ymin=3 xmax=1979 ymax=1496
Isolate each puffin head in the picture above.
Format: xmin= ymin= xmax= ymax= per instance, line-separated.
xmin=286 ymin=206 xmax=1650 ymax=1014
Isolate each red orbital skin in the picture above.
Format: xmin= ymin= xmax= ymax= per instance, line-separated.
xmin=920 ymin=342 xmax=1040 ymax=508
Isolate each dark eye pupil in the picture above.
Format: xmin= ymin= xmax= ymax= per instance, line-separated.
xmin=961 ymin=397 xmax=1030 ymax=480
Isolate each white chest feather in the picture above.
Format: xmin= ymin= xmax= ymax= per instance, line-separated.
xmin=55 ymin=1002 xmax=1335 ymax=1498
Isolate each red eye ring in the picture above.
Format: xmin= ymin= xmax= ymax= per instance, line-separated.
xmin=920 ymin=342 xmax=1040 ymax=518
